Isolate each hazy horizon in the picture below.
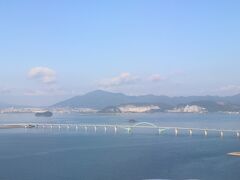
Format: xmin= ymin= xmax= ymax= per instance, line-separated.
xmin=1 ymin=0 xmax=240 ymax=106
xmin=2 ymin=89 xmax=240 ymax=108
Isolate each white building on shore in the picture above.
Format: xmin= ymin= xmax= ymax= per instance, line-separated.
xmin=168 ymin=105 xmax=207 ymax=113
xmin=118 ymin=105 xmax=160 ymax=113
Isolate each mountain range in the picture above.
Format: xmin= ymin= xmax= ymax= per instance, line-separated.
xmin=53 ymin=90 xmax=240 ymax=112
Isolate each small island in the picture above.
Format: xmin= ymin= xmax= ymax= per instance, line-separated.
xmin=128 ymin=119 xmax=137 ymax=123
xmin=35 ymin=111 xmax=53 ymax=117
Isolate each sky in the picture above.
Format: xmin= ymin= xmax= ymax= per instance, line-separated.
xmin=0 ymin=0 xmax=240 ymax=106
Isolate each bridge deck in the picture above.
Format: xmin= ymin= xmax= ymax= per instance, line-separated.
xmin=3 ymin=123 xmax=239 ymax=132
xmin=0 ymin=123 xmax=239 ymax=135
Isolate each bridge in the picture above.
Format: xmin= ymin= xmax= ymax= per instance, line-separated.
xmin=2 ymin=122 xmax=239 ymax=138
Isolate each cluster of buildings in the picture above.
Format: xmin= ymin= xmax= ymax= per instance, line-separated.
xmin=167 ymin=105 xmax=207 ymax=113
xmin=3 ymin=105 xmax=240 ymax=114
xmin=0 ymin=107 xmax=46 ymax=114
xmin=0 ymin=105 xmax=161 ymax=114
xmin=0 ymin=107 xmax=98 ymax=114
xmin=118 ymin=105 xmax=160 ymax=113
xmin=51 ymin=108 xmax=98 ymax=114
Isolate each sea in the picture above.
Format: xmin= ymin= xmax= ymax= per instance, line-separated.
xmin=0 ymin=112 xmax=239 ymax=180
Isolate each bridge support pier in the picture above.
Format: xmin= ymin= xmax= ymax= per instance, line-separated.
xmin=85 ymin=126 xmax=88 ymax=132
xmin=75 ymin=125 xmax=78 ymax=130
xmin=204 ymin=130 xmax=208 ymax=136
xmin=237 ymin=132 xmax=240 ymax=137
xmin=114 ymin=126 xmax=117 ymax=134
xmin=94 ymin=126 xmax=97 ymax=133
xmin=104 ymin=126 xmax=107 ymax=133
xmin=189 ymin=129 xmax=193 ymax=136
xmin=175 ymin=128 xmax=178 ymax=136
xmin=158 ymin=128 xmax=165 ymax=135
xmin=220 ymin=131 xmax=224 ymax=137
xmin=127 ymin=127 xmax=132 ymax=134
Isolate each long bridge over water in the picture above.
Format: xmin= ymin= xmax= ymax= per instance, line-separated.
xmin=1 ymin=122 xmax=240 ymax=138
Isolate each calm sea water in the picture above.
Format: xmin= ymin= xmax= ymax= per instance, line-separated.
xmin=0 ymin=113 xmax=240 ymax=180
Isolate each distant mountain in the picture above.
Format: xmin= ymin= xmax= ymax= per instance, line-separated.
xmin=53 ymin=90 xmax=240 ymax=112
xmin=53 ymin=90 xmax=131 ymax=109
xmin=223 ymin=94 xmax=240 ymax=105
xmin=53 ymin=90 xmax=175 ymax=109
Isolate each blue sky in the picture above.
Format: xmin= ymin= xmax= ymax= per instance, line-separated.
xmin=0 ymin=0 xmax=240 ymax=106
